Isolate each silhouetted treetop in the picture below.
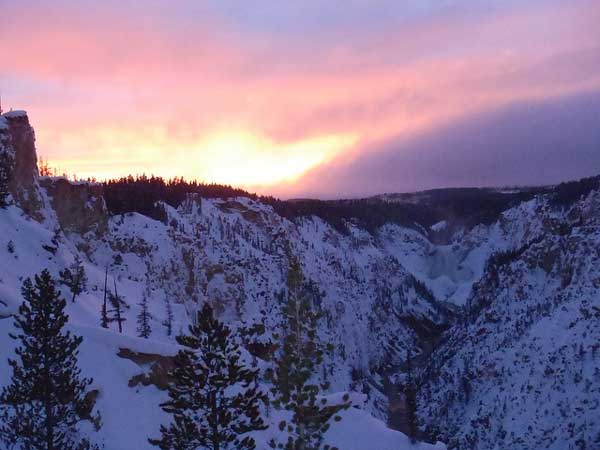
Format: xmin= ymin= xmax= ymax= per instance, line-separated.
xmin=102 ymin=175 xmax=256 ymax=219
xmin=103 ymin=174 xmax=597 ymax=236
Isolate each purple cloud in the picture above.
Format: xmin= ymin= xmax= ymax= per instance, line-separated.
xmin=286 ymin=91 xmax=600 ymax=198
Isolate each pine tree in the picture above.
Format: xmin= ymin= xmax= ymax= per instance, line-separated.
xmin=109 ymin=278 xmax=126 ymax=333
xmin=137 ymin=293 xmax=152 ymax=339
xmin=162 ymin=297 xmax=173 ymax=337
xmin=150 ymin=302 xmax=267 ymax=450
xmin=269 ymin=259 xmax=349 ymax=450
xmin=0 ymin=269 xmax=99 ymax=450
xmin=59 ymin=255 xmax=88 ymax=303
xmin=0 ymin=149 xmax=13 ymax=208
xmin=100 ymin=267 xmax=109 ymax=329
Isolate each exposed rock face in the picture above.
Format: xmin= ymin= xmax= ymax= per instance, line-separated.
xmin=117 ymin=348 xmax=176 ymax=390
xmin=3 ymin=111 xmax=45 ymax=219
xmin=41 ymin=177 xmax=108 ymax=235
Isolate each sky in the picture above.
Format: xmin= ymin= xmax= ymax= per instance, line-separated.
xmin=1 ymin=0 xmax=600 ymax=198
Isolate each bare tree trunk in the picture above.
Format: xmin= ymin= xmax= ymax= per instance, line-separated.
xmin=114 ymin=278 xmax=123 ymax=333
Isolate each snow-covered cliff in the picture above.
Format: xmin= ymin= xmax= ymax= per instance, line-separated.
xmin=418 ymin=193 xmax=600 ymax=449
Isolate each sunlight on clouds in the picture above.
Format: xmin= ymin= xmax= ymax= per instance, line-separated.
xmin=191 ymin=130 xmax=357 ymax=188
xmin=41 ymin=126 xmax=356 ymax=188
xmin=36 ymin=126 xmax=181 ymax=179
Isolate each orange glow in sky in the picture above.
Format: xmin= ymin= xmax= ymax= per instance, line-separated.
xmin=45 ymin=127 xmax=356 ymax=188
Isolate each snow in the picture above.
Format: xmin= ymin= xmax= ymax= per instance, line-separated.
xmin=430 ymin=220 xmax=447 ymax=232
xmin=325 ymin=408 xmax=445 ymax=450
xmin=2 ymin=110 xmax=28 ymax=119
xmin=1 ymin=313 xmax=441 ymax=450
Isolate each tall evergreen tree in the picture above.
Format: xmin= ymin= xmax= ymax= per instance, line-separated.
xmin=0 ymin=270 xmax=98 ymax=450
xmin=0 ymin=149 xmax=13 ymax=208
xmin=137 ymin=293 xmax=152 ymax=339
xmin=59 ymin=255 xmax=88 ymax=303
xmin=269 ymin=259 xmax=349 ymax=450
xmin=150 ymin=303 xmax=267 ymax=450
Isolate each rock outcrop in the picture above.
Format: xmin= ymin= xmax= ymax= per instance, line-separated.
xmin=1 ymin=110 xmax=107 ymax=232
xmin=41 ymin=177 xmax=108 ymax=235
xmin=3 ymin=111 xmax=45 ymax=220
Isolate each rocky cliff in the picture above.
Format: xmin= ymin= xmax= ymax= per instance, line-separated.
xmin=2 ymin=111 xmax=46 ymax=220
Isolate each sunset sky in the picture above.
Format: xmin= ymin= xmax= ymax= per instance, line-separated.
xmin=2 ymin=0 xmax=600 ymax=198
